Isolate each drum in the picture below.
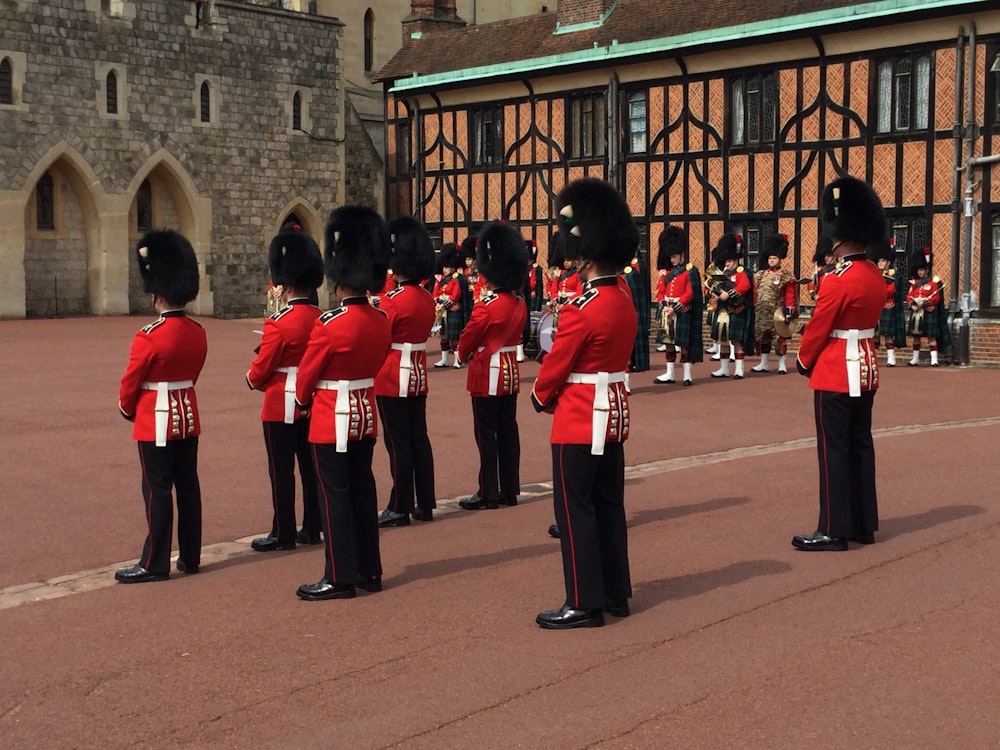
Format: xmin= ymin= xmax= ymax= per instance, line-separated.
xmin=538 ymin=311 xmax=556 ymax=352
xmin=525 ymin=311 xmax=545 ymax=355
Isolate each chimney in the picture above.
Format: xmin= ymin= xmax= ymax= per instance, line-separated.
xmin=558 ymin=0 xmax=617 ymax=28
xmin=402 ymin=0 xmax=465 ymax=43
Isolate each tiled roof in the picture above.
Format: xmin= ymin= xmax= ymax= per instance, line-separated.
xmin=377 ymin=0 xmax=983 ymax=85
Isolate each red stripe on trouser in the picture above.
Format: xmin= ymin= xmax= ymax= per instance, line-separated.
xmin=816 ymin=392 xmax=831 ymax=534
xmin=313 ymin=443 xmax=337 ymax=582
xmin=378 ymin=406 xmax=400 ymax=511
xmin=557 ymin=445 xmax=580 ymax=606
xmin=139 ymin=445 xmax=154 ymax=570
xmin=263 ymin=423 xmax=282 ymax=537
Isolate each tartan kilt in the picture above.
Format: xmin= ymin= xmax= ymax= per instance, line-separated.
xmin=879 ymin=307 xmax=900 ymax=339
xmin=667 ymin=309 xmax=694 ymax=348
xmin=712 ymin=307 xmax=750 ymax=342
xmin=908 ymin=307 xmax=944 ymax=339
xmin=444 ymin=309 xmax=464 ymax=341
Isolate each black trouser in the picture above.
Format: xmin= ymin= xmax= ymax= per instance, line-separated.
xmin=136 ymin=437 xmax=201 ymax=575
xmin=312 ymin=439 xmax=381 ymax=584
xmin=376 ymin=395 xmax=436 ymax=514
xmin=471 ymin=395 xmax=520 ymax=503
xmin=813 ymin=390 xmax=879 ymax=538
xmin=551 ymin=443 xmax=632 ymax=610
xmin=262 ymin=419 xmax=320 ymax=543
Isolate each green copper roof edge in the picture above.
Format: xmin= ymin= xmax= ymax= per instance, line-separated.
xmin=554 ymin=0 xmax=620 ymax=35
xmin=389 ymin=0 xmax=984 ymax=93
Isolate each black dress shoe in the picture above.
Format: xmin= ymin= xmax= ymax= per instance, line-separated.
xmin=682 ymin=379 xmax=693 ymax=386
xmin=412 ymin=506 xmax=434 ymax=522
xmin=114 ymin=565 xmax=169 ymax=583
xmin=378 ymin=509 xmax=411 ymax=527
xmin=499 ymin=497 xmax=518 ymax=507
xmin=850 ymin=531 xmax=876 ymax=545
xmin=176 ymin=560 xmax=199 ymax=574
xmin=547 ymin=524 xmax=560 ymax=539
xmin=357 ymin=575 xmax=383 ymax=592
xmin=536 ymin=604 xmax=605 ymax=630
xmin=791 ymin=531 xmax=848 ymax=551
xmin=296 ymin=579 xmax=356 ymax=600
xmin=604 ymin=598 xmax=630 ymax=618
xmin=296 ymin=529 xmax=322 ymax=545
xmin=251 ymin=536 xmax=296 ymax=552
xmin=459 ymin=494 xmax=498 ymax=510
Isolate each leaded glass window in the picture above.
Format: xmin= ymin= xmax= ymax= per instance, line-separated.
xmin=0 ymin=58 xmax=12 ymax=105
xmin=36 ymin=173 xmax=55 ymax=231
xmin=568 ymin=94 xmax=607 ymax=160
xmin=626 ymin=91 xmax=647 ymax=154
xmin=731 ymin=72 xmax=777 ymax=146
xmin=472 ymin=107 xmax=503 ymax=166
xmin=876 ymin=54 xmax=931 ymax=134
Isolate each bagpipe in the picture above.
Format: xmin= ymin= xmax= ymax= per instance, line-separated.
xmin=704 ymin=263 xmax=735 ymax=296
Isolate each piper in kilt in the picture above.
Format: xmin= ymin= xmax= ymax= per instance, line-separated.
xmin=905 ymin=248 xmax=949 ymax=367
xmin=622 ymin=255 xmax=651 ymax=373
xmin=873 ymin=239 xmax=906 ymax=366
xmin=432 ymin=245 xmax=469 ymax=369
xmin=709 ymin=233 xmax=754 ymax=379
xmin=751 ymin=234 xmax=798 ymax=374
xmin=653 ymin=225 xmax=703 ymax=385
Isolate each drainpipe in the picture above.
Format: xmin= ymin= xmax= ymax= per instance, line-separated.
xmin=950 ymin=28 xmax=965 ymax=316
xmin=609 ymin=73 xmax=620 ymax=190
xmin=958 ymin=23 xmax=978 ymax=365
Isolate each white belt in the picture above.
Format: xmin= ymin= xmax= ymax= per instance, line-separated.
xmin=391 ymin=342 xmax=427 ymax=397
xmin=316 ymin=378 xmax=375 ymax=452
xmin=566 ymin=371 xmax=627 ymax=455
xmin=830 ymin=328 xmax=875 ymax=397
xmin=141 ymin=380 xmax=194 ymax=446
xmin=479 ymin=346 xmax=519 ymax=396
xmin=275 ymin=366 xmax=298 ymax=424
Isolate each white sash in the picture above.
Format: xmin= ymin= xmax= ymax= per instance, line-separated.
xmin=830 ymin=328 xmax=875 ymax=397
xmin=274 ymin=366 xmax=298 ymax=424
xmin=141 ymin=380 xmax=194 ymax=446
xmin=566 ymin=371 xmax=628 ymax=455
xmin=391 ymin=342 xmax=427 ymax=398
xmin=316 ymin=378 xmax=375 ymax=452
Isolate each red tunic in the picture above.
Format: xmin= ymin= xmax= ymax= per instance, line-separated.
xmin=380 ymin=270 xmax=397 ymax=295
xmin=661 ymin=266 xmax=694 ymax=308
xmin=246 ymin=299 xmax=322 ymax=422
xmin=906 ymin=277 xmax=942 ymax=309
xmin=375 ymin=281 xmax=436 ymax=398
xmin=457 ymin=290 xmax=527 ymax=397
xmin=295 ymin=298 xmax=391 ymax=445
xmin=883 ymin=276 xmax=897 ymax=308
xmin=531 ymin=276 xmax=637 ymax=445
xmin=433 ymin=273 xmax=463 ymax=311
xmin=797 ymin=257 xmax=884 ymax=393
xmin=557 ymin=270 xmax=582 ymax=301
xmin=545 ymin=273 xmax=560 ymax=304
xmin=119 ymin=311 xmax=207 ymax=442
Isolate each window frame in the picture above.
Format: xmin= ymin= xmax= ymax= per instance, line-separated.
xmin=470 ymin=106 xmax=504 ymax=168
xmin=875 ymin=52 xmax=932 ymax=135
xmin=0 ymin=57 xmax=12 ymax=105
xmin=567 ymin=92 xmax=607 ymax=162
xmin=888 ymin=213 xmax=930 ymax=284
xmin=729 ymin=71 xmax=778 ymax=148
xmin=35 ymin=173 xmax=56 ymax=233
xmin=624 ymin=89 xmax=648 ymax=156
xmin=729 ymin=218 xmax=778 ymax=273
xmin=363 ymin=8 xmax=375 ymax=74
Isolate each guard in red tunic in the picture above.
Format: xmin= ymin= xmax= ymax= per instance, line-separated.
xmin=375 ymin=215 xmax=438 ymax=527
xmin=653 ymin=225 xmax=703 ymax=386
xmin=246 ymin=223 xmax=324 ymax=552
xmin=905 ymin=248 xmax=948 ymax=367
xmin=793 ymin=176 xmax=886 ymax=551
xmin=294 ymin=206 xmax=392 ymax=600
xmin=521 ymin=239 xmax=545 ymax=361
xmin=532 ymin=178 xmax=638 ymax=629
xmin=116 ymin=230 xmax=207 ymax=583
xmin=456 ymin=222 xmax=529 ymax=510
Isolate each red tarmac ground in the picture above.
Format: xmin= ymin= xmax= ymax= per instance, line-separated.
xmin=2 ymin=315 xmax=1000 ymax=749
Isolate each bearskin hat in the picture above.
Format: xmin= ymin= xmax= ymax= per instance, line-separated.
xmin=872 ymin=237 xmax=896 ymax=263
xmin=713 ymin=233 xmax=741 ymax=265
xmin=136 ymin=229 xmax=199 ymax=304
xmin=387 ymin=215 xmax=435 ymax=281
xmin=819 ymin=176 xmax=887 ymax=253
xmin=459 ymin=235 xmax=478 ymax=262
xmin=552 ymin=228 xmax=581 ymax=264
xmin=268 ymin=223 xmax=324 ymax=290
xmin=909 ymin=246 xmax=930 ymax=272
xmin=475 ymin=221 xmax=528 ymax=290
xmin=657 ymin=225 xmax=688 ymax=271
xmin=813 ymin=236 xmax=834 ymax=265
xmin=526 ymin=239 xmax=539 ymax=263
xmin=324 ymin=205 xmax=390 ymax=293
xmin=439 ymin=242 xmax=461 ymax=270
xmin=554 ymin=177 xmax=638 ymax=269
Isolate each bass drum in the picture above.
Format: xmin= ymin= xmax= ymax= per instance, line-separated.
xmin=538 ymin=311 xmax=556 ymax=353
